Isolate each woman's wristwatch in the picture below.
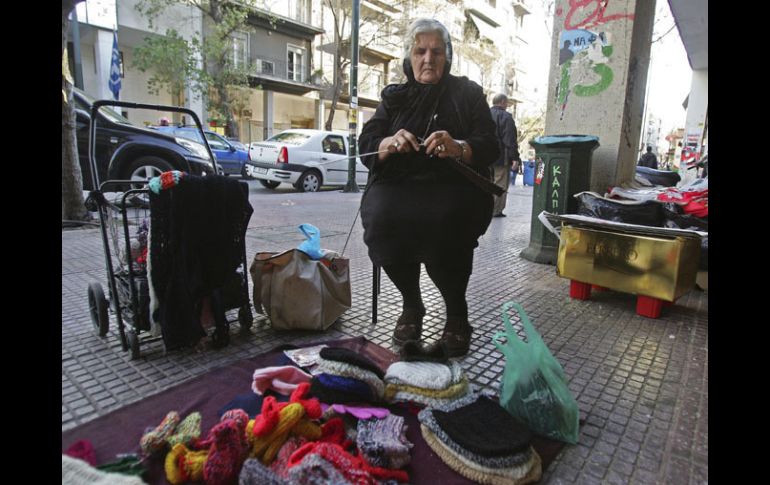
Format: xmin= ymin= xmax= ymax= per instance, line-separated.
xmin=458 ymin=140 xmax=468 ymax=161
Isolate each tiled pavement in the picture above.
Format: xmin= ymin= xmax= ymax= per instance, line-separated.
xmin=61 ymin=182 xmax=708 ymax=484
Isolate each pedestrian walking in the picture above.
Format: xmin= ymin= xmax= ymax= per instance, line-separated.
xmin=489 ymin=93 xmax=520 ymax=217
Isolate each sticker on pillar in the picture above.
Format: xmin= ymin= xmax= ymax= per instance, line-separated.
xmin=535 ymin=158 xmax=545 ymax=185
xmin=556 ymin=28 xmax=614 ymax=119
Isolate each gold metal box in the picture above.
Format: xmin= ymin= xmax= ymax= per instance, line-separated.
xmin=556 ymin=225 xmax=701 ymax=302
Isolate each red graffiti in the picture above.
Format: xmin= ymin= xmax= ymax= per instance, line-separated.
xmin=564 ymin=0 xmax=634 ymax=30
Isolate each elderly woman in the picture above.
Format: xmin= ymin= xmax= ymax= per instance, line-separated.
xmin=358 ymin=18 xmax=499 ymax=357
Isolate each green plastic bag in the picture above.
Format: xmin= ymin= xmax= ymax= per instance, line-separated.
xmin=492 ymin=301 xmax=580 ymax=444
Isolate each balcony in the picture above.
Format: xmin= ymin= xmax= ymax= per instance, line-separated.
xmin=248 ymin=56 xmax=324 ymax=95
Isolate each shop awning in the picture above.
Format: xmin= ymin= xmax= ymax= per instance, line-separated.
xmin=468 ymin=12 xmax=500 ymax=43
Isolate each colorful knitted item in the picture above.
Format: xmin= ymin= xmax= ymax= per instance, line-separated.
xmin=385 ymin=377 xmax=469 ymax=401
xmin=269 ymin=436 xmax=308 ymax=478
xmin=287 ymin=441 xmax=409 ymax=485
xmin=140 ymin=410 xmax=180 ymax=455
xmin=286 ymin=454 xmax=354 ymax=485
xmin=149 ymin=170 xmax=184 ymax=194
xmin=203 ymin=418 xmax=250 ymax=485
xmin=167 ymin=412 xmax=202 ymax=447
xmin=252 ymin=365 xmax=313 ymax=396
xmin=420 ymin=425 xmax=542 ymax=485
xmin=310 ymin=374 xmax=373 ymax=404
xmin=316 ymin=358 xmax=386 ymax=399
xmin=251 ymin=382 xmax=321 ymax=437
xmin=247 ymin=402 xmax=321 ymax=464
xmin=64 ymin=440 xmax=96 ymax=466
xmin=238 ymin=458 xmax=285 ymax=485
xmin=419 ymin=407 xmax=532 ymax=468
xmin=324 ymin=404 xmax=390 ymax=420
xmin=384 ymin=361 xmax=465 ymax=390
xmin=356 ymin=414 xmax=412 ymax=469
xmin=164 ymin=443 xmax=208 ymax=484
xmin=61 ymin=455 xmax=147 ymax=485
xmin=318 ymin=417 xmax=354 ymax=449
xmin=386 ymin=386 xmax=474 ymax=408
xmin=319 ymin=347 xmax=385 ymax=379
xmin=431 ymin=394 xmax=531 ymax=457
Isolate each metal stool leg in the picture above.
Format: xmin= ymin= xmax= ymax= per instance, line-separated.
xmin=372 ymin=263 xmax=380 ymax=324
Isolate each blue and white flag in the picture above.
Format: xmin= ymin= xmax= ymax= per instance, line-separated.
xmin=108 ymin=30 xmax=121 ymax=100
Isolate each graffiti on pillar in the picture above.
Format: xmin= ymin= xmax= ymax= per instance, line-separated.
xmin=554 ymin=1 xmax=634 ymax=119
xmin=550 ymin=164 xmax=563 ymax=211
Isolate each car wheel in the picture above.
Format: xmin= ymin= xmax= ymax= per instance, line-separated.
xmin=241 ymin=165 xmax=254 ymax=180
xmin=125 ymin=156 xmax=174 ymax=189
xmin=259 ymin=179 xmax=280 ymax=189
xmin=296 ymin=170 xmax=322 ymax=192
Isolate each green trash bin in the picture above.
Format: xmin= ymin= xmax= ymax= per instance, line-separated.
xmin=520 ymin=135 xmax=600 ymax=264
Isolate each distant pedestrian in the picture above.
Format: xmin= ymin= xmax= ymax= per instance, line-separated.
xmin=489 ymin=93 xmax=520 ymax=217
xmin=638 ymin=146 xmax=658 ymax=170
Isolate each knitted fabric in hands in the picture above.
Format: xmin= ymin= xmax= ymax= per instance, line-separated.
xmin=418 ymin=407 xmax=532 ymax=468
xmin=319 ymin=347 xmax=385 ymax=379
xmin=316 ymin=357 xmax=386 ymax=399
xmin=238 ymin=458 xmax=284 ymax=485
xmin=287 ymin=441 xmax=409 ymax=485
xmin=420 ymin=425 xmax=542 ymax=485
xmin=356 ymin=414 xmax=413 ymax=469
xmin=310 ymin=374 xmax=374 ymax=404
xmin=286 ymin=454 xmax=354 ymax=485
xmin=384 ymin=360 xmax=465 ymax=390
xmin=139 ymin=410 xmax=180 ymax=455
xmin=61 ymin=455 xmax=147 ymax=485
xmin=167 ymin=412 xmax=202 ymax=447
xmin=431 ymin=394 xmax=531 ymax=457
xmin=252 ymin=365 xmax=313 ymax=396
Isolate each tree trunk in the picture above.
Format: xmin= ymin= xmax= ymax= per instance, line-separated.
xmin=62 ymin=0 xmax=88 ymax=222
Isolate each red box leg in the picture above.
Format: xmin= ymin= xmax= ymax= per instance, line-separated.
xmin=570 ymin=280 xmax=592 ymax=300
xmin=591 ymin=285 xmax=608 ymax=292
xmin=636 ymin=295 xmax=665 ymax=318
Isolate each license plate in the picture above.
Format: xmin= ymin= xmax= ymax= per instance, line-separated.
xmin=255 ymin=167 xmax=268 ymax=175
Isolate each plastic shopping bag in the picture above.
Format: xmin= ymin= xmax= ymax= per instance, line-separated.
xmin=296 ymin=223 xmax=324 ymax=260
xmin=492 ymin=301 xmax=579 ymax=444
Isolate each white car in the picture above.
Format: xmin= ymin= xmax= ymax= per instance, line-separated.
xmin=246 ymin=129 xmax=369 ymax=192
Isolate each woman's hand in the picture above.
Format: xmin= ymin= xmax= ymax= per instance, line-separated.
xmin=423 ymin=130 xmax=461 ymax=159
xmin=378 ymin=129 xmax=421 ymax=161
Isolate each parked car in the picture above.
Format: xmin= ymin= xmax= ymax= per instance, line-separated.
xmin=151 ymin=126 xmax=250 ymax=177
xmin=72 ymin=87 xmax=216 ymax=190
xmin=246 ymin=129 xmax=368 ymax=192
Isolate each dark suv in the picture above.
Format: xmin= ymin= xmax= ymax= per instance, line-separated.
xmin=73 ymin=88 xmax=216 ymax=190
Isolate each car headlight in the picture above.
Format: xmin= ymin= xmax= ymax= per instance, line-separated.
xmin=176 ymin=137 xmax=212 ymax=162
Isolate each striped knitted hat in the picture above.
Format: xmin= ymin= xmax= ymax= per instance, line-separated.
xmin=319 ymin=347 xmax=385 ymax=379
xmin=356 ymin=414 xmax=413 ymax=469
xmin=238 ymin=458 xmax=284 ymax=485
xmin=286 ymin=454 xmax=354 ymax=485
xmin=384 ymin=361 xmax=465 ymax=390
xmin=316 ymin=357 xmax=385 ymax=399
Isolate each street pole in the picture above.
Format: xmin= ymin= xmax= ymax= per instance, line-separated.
xmin=344 ymin=0 xmax=361 ymax=193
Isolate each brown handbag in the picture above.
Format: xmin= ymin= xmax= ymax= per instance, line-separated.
xmin=249 ymin=249 xmax=351 ymax=330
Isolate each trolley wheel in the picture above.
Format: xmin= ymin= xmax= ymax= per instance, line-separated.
xmin=87 ymin=282 xmax=109 ymax=337
xmin=239 ymin=305 xmax=254 ymax=332
xmin=126 ymin=330 xmax=141 ymax=360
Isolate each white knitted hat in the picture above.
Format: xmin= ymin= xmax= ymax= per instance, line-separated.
xmin=384 ymin=360 xmax=465 ymax=390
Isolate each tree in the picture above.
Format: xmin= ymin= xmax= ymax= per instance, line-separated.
xmin=62 ymin=0 xmax=89 ymax=222
xmin=135 ymin=0 xmax=254 ymax=139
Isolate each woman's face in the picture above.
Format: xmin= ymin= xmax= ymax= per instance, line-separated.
xmin=410 ymin=32 xmax=446 ymax=84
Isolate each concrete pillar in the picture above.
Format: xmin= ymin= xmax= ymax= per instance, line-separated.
xmin=679 ymin=69 xmax=708 ymax=185
xmin=544 ymin=0 xmax=656 ymax=193
xmin=315 ymin=98 xmax=325 ymax=130
xmin=263 ymin=89 xmax=274 ymax=140
xmin=94 ymin=29 xmax=115 ymax=101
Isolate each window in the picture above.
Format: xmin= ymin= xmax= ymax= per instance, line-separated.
xmin=231 ymin=31 xmax=249 ymax=69
xmin=257 ymin=59 xmax=274 ymax=75
xmin=205 ymin=132 xmax=229 ymax=150
xmin=287 ymin=45 xmax=305 ymax=82
xmin=323 ymin=135 xmax=346 ymax=155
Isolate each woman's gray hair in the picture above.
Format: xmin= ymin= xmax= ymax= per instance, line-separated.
xmin=403 ymin=18 xmax=452 ymax=65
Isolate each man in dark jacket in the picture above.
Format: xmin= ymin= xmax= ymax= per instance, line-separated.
xmin=638 ymin=146 xmax=658 ymax=169
xmin=489 ymin=94 xmax=520 ymax=217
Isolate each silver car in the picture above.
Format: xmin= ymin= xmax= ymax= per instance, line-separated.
xmin=246 ymin=129 xmax=368 ymax=192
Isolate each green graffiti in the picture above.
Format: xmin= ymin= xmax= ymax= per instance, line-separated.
xmin=602 ymin=45 xmax=614 ymax=57
xmin=574 ymin=63 xmax=614 ymax=96
xmin=558 ymin=63 xmax=571 ymax=104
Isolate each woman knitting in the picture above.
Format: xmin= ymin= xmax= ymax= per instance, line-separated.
xmin=358 ymin=18 xmax=499 ymax=357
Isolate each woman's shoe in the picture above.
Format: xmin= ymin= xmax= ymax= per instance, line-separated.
xmin=436 ymin=316 xmax=473 ymax=357
xmin=392 ymin=308 xmax=425 ymax=345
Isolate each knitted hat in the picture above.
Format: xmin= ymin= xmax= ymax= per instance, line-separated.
xmin=269 ymin=436 xmax=308 ymax=478
xmin=286 ymin=454 xmax=354 ymax=485
xmin=61 ymin=455 xmax=147 ymax=485
xmin=287 ymin=441 xmax=409 ymax=485
xmin=384 ymin=361 xmax=465 ymax=390
xmin=356 ymin=414 xmax=413 ymax=469
xmin=63 ymin=440 xmax=96 ymax=467
xmin=385 ymin=378 xmax=470 ymax=402
xmin=203 ymin=419 xmax=249 ymax=485
xmin=319 ymin=347 xmax=385 ymax=379
xmin=252 ymin=365 xmax=313 ymax=396
xmin=139 ymin=410 xmax=180 ymax=455
xmin=167 ymin=412 xmax=202 ymax=447
xmin=431 ymin=394 xmax=531 ymax=457
xmin=420 ymin=425 xmax=542 ymax=485
xmin=238 ymin=458 xmax=284 ymax=485
xmin=317 ymin=357 xmax=386 ymax=399
xmin=310 ymin=374 xmax=373 ymax=405
xmin=419 ymin=406 xmax=533 ymax=469
xmin=164 ymin=443 xmax=208 ymax=484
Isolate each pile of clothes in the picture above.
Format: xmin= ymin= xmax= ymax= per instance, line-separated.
xmin=384 ymin=360 xmax=472 ymax=407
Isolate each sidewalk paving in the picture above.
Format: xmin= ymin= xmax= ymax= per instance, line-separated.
xmin=61 ymin=182 xmax=707 ymax=484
